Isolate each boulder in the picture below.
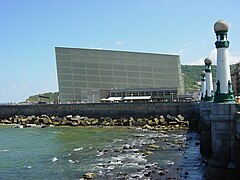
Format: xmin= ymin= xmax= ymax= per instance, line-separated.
xmin=142 ymin=150 xmax=153 ymax=155
xmin=43 ymin=118 xmax=52 ymax=125
xmin=27 ymin=115 xmax=37 ymax=124
xmin=147 ymin=119 xmax=157 ymax=126
xmin=1 ymin=119 xmax=12 ymax=124
xmin=122 ymin=118 xmax=129 ymax=126
xmin=70 ymin=118 xmax=80 ymax=124
xmin=166 ymin=114 xmax=175 ymax=121
xmin=147 ymin=144 xmax=161 ymax=150
xmin=82 ymin=172 xmax=96 ymax=179
xmin=61 ymin=118 xmax=67 ymax=125
xmin=91 ymin=119 xmax=99 ymax=125
xmin=51 ymin=116 xmax=62 ymax=122
xmin=129 ymin=119 xmax=134 ymax=126
xmin=33 ymin=119 xmax=40 ymax=125
xmin=136 ymin=118 xmax=143 ymax=126
xmin=53 ymin=121 xmax=60 ymax=126
xmin=65 ymin=115 xmax=73 ymax=121
xmin=168 ymin=121 xmax=177 ymax=125
xmin=113 ymin=119 xmax=122 ymax=126
xmin=159 ymin=116 xmax=165 ymax=124
xmin=143 ymin=124 xmax=154 ymax=130
xmin=12 ymin=118 xmax=18 ymax=123
xmin=177 ymin=114 xmax=185 ymax=121
xmin=79 ymin=120 xmax=87 ymax=126
xmin=153 ymin=118 xmax=159 ymax=124
xmin=85 ymin=119 xmax=92 ymax=125
xmin=70 ymin=121 xmax=78 ymax=126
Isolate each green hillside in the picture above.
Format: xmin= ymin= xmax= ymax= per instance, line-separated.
xmin=26 ymin=92 xmax=59 ymax=103
xmin=182 ymin=64 xmax=237 ymax=93
xmin=181 ymin=65 xmax=217 ymax=93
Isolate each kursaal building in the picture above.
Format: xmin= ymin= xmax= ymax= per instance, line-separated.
xmin=55 ymin=47 xmax=184 ymax=103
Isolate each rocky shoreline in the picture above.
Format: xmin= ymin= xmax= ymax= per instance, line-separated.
xmin=0 ymin=114 xmax=189 ymax=131
xmin=0 ymin=114 xmax=205 ymax=179
xmin=80 ymin=129 xmax=203 ymax=179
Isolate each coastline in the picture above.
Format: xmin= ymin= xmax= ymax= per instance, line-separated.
xmin=0 ymin=114 xmax=190 ymax=131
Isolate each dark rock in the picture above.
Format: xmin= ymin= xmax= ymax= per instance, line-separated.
xmin=195 ymin=142 xmax=200 ymax=146
xmin=159 ymin=170 xmax=165 ymax=175
xmin=41 ymin=124 xmax=49 ymax=128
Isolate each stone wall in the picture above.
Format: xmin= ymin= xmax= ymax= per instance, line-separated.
xmin=0 ymin=102 xmax=199 ymax=119
xmin=206 ymin=103 xmax=240 ymax=179
xmin=199 ymin=102 xmax=212 ymax=157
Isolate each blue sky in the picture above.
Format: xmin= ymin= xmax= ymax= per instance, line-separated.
xmin=0 ymin=0 xmax=239 ymax=102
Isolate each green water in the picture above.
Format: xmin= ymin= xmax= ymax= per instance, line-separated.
xmin=0 ymin=126 xmax=132 ymax=179
xmin=0 ymin=125 xmax=205 ymax=179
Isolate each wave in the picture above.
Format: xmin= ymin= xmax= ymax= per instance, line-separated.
xmin=73 ymin=147 xmax=83 ymax=151
xmin=52 ymin=157 xmax=58 ymax=162
xmin=0 ymin=149 xmax=9 ymax=152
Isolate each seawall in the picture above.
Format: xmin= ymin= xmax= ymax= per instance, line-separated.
xmin=0 ymin=102 xmax=199 ymax=119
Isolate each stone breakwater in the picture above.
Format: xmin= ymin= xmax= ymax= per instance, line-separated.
xmin=0 ymin=114 xmax=189 ymax=130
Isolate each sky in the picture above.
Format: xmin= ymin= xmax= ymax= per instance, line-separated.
xmin=0 ymin=0 xmax=239 ymax=103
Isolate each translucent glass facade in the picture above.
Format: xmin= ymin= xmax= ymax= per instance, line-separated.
xmin=55 ymin=47 xmax=184 ymax=103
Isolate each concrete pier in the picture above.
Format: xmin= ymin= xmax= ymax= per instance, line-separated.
xmin=199 ymin=102 xmax=212 ymax=158
xmin=206 ymin=103 xmax=240 ymax=179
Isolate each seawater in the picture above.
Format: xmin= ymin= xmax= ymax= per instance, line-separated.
xmin=0 ymin=125 xmax=205 ymax=179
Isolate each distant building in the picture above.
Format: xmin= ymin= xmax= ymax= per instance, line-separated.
xmin=55 ymin=47 xmax=184 ymax=103
xmin=231 ymin=62 xmax=240 ymax=96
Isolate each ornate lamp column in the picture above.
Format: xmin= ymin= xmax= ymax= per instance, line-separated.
xmin=204 ymin=58 xmax=214 ymax=101
xmin=213 ymin=20 xmax=234 ymax=102
xmin=201 ymin=71 xmax=206 ymax=101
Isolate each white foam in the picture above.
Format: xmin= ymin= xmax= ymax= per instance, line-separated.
xmin=0 ymin=149 xmax=9 ymax=152
xmin=23 ymin=165 xmax=32 ymax=169
xmin=163 ymin=160 xmax=175 ymax=165
xmin=109 ymin=160 xmax=122 ymax=165
xmin=52 ymin=157 xmax=58 ymax=162
xmin=68 ymin=159 xmax=74 ymax=164
xmin=73 ymin=147 xmax=83 ymax=151
xmin=52 ymin=131 xmax=65 ymax=134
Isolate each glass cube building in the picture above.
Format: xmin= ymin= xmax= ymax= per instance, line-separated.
xmin=55 ymin=47 xmax=184 ymax=103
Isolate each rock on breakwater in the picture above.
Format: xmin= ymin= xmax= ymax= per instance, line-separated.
xmin=0 ymin=114 xmax=189 ymax=131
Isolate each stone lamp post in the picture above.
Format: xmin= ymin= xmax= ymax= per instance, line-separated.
xmin=213 ymin=20 xmax=234 ymax=102
xmin=204 ymin=58 xmax=214 ymax=101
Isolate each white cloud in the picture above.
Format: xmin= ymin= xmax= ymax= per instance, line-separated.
xmin=187 ymin=49 xmax=240 ymax=65
xmin=188 ymin=57 xmax=205 ymax=65
xmin=115 ymin=41 xmax=124 ymax=46
xmin=177 ymin=42 xmax=192 ymax=56
xmin=178 ymin=48 xmax=189 ymax=56
xmin=229 ymin=53 xmax=240 ymax=65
